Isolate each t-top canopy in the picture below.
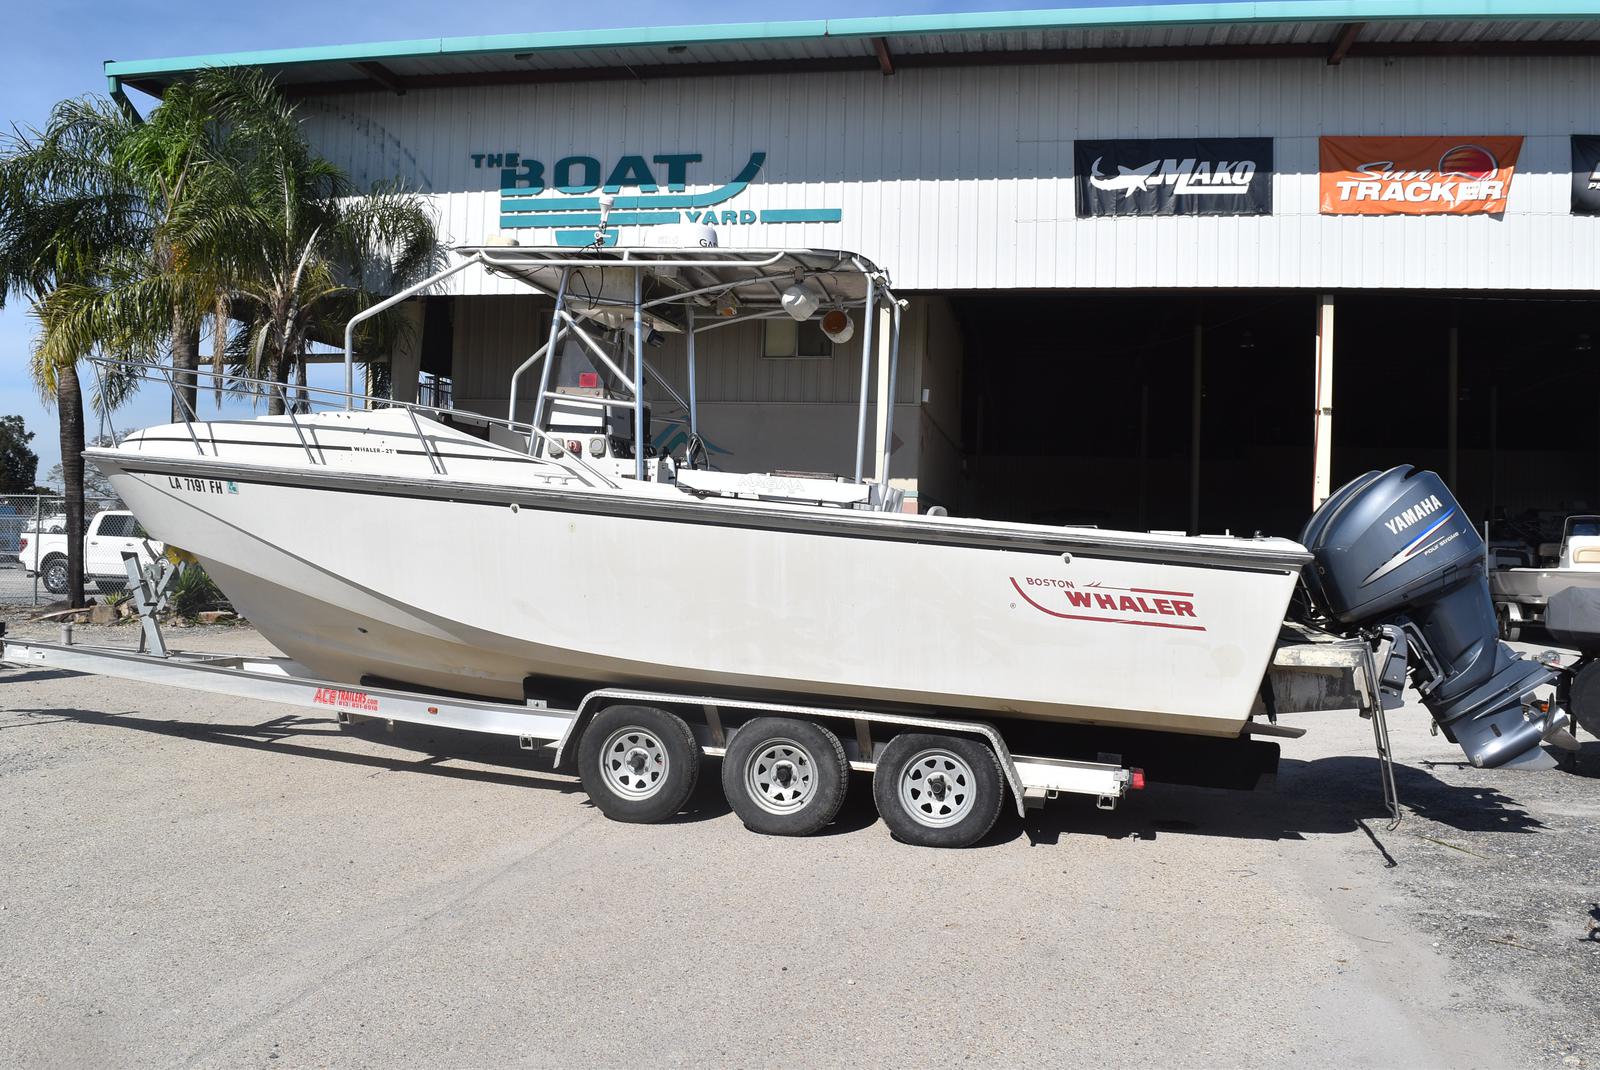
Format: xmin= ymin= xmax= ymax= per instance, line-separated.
xmin=455 ymin=244 xmax=893 ymax=325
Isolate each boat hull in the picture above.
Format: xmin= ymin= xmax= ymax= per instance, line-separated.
xmin=92 ymin=417 xmax=1307 ymax=739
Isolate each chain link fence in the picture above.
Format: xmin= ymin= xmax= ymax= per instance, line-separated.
xmin=0 ymin=494 xmax=127 ymax=606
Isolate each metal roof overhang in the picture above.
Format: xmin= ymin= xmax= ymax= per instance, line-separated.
xmin=105 ymin=2 xmax=1600 ymax=99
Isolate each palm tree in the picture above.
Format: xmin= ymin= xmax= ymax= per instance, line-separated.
xmin=187 ymin=72 xmax=439 ymax=412
xmin=36 ymin=70 xmax=439 ymax=422
xmin=0 ymin=97 xmax=143 ymax=607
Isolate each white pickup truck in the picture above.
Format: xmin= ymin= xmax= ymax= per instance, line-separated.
xmin=18 ymin=510 xmax=166 ymax=595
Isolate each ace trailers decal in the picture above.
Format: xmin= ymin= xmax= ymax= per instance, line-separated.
xmin=1074 ymin=138 xmax=1272 ymax=218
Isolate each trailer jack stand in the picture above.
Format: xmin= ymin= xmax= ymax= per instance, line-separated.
xmin=121 ymin=551 xmax=180 ymax=658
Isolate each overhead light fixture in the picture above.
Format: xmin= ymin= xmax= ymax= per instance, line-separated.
xmin=781 ymin=283 xmax=820 ymax=321
xmin=820 ymin=309 xmax=855 ymax=343
xmin=713 ymin=291 xmax=739 ymax=318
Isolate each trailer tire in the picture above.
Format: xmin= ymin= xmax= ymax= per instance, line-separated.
xmin=872 ymin=733 xmax=1004 ymax=849
xmin=40 ymin=554 xmax=68 ymax=595
xmin=1571 ymin=659 xmax=1600 ymax=739
xmin=578 ymin=704 xmax=700 ymax=824
xmin=721 ymin=717 xmax=849 ymax=837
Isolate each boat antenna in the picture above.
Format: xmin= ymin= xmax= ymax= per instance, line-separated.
xmin=593 ymin=194 xmax=615 ymax=248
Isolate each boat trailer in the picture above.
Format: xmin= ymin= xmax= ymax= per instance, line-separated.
xmin=0 ymin=554 xmax=1408 ymax=844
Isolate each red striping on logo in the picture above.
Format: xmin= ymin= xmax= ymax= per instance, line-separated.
xmin=312 ymin=687 xmax=380 ymax=713
xmin=1010 ymin=578 xmax=1206 ymax=632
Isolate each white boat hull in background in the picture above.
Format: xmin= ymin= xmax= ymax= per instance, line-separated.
xmin=91 ymin=415 xmax=1308 ymax=739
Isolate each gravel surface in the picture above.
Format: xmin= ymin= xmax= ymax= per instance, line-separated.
xmin=1 ymin=619 xmax=1595 ymax=1068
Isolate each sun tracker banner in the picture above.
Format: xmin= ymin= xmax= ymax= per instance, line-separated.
xmin=1573 ymin=136 xmax=1600 ymax=215
xmin=1319 ymin=136 xmax=1523 ymax=215
xmin=1074 ymin=138 xmax=1272 ymax=217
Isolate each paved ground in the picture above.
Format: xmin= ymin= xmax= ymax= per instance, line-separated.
xmin=1 ymin=620 xmax=1596 ymax=1069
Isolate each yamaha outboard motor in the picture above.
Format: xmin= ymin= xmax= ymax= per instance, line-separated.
xmin=1300 ymin=465 xmax=1560 ymax=769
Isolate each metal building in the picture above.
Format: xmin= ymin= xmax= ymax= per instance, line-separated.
xmin=106 ymin=2 xmax=1600 ymax=536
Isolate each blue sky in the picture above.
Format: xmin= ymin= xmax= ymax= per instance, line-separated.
xmin=1 ymin=0 xmax=1214 ymax=475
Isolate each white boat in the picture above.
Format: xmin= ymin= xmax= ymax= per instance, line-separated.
xmin=89 ymin=244 xmax=1309 ymax=742
xmin=1488 ymin=515 xmax=1600 ymax=637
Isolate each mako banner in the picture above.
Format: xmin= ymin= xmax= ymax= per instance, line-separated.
xmin=1319 ymin=136 xmax=1524 ymax=215
xmin=1074 ymin=138 xmax=1272 ymax=217
xmin=1573 ymin=136 xmax=1600 ymax=215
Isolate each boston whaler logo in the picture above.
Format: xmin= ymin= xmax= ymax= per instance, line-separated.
xmin=1362 ymin=494 xmax=1460 ymax=587
xmin=1089 ymin=155 xmax=1257 ymax=198
xmin=1009 ymin=576 xmax=1206 ymax=632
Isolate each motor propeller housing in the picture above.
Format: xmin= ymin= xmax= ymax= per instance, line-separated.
xmin=1300 ymin=465 xmax=1556 ymax=768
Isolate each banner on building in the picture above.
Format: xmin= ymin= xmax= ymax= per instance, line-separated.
xmin=1319 ymin=136 xmax=1523 ymax=215
xmin=1573 ymin=136 xmax=1600 ymax=215
xmin=1074 ymin=138 xmax=1272 ymax=217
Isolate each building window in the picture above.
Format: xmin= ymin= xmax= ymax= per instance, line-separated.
xmin=763 ymin=318 xmax=833 ymax=359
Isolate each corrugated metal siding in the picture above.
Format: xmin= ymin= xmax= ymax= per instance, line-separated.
xmin=300 ymin=53 xmax=1600 ymax=293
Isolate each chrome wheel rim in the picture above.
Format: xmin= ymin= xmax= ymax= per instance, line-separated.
xmin=898 ymin=747 xmax=976 ymax=828
xmin=599 ymin=726 xmax=670 ymax=800
xmin=43 ymin=562 xmax=67 ymax=593
xmin=744 ymin=737 xmax=816 ymax=816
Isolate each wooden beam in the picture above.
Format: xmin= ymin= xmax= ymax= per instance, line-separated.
xmin=351 ymin=60 xmax=407 ymax=95
xmin=1328 ymin=22 xmax=1363 ymax=65
xmin=873 ymin=36 xmax=895 ymax=77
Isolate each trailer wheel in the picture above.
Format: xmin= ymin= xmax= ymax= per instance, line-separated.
xmin=1571 ymin=659 xmax=1600 ymax=739
xmin=871 ymin=733 xmax=1004 ymax=848
xmin=578 ymin=705 xmax=700 ymax=824
xmin=721 ymin=717 xmax=849 ymax=837
xmin=40 ymin=554 xmax=68 ymax=595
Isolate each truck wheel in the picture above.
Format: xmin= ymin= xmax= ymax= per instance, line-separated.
xmin=578 ymin=705 xmax=700 ymax=824
xmin=871 ymin=733 xmax=1004 ymax=848
xmin=721 ymin=717 xmax=849 ymax=837
xmin=40 ymin=554 xmax=68 ymax=595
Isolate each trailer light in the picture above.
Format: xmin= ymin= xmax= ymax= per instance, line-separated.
xmin=1130 ymin=768 xmax=1146 ymax=791
xmin=566 ymin=439 xmax=583 ymax=457
xmin=579 ymin=372 xmax=600 ymax=389
xmin=427 ymin=706 xmax=439 ymax=715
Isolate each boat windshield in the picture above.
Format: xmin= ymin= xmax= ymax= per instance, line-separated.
xmin=1565 ymin=516 xmax=1600 ymax=540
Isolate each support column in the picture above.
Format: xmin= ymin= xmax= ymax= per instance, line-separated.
xmin=1189 ymin=314 xmax=1203 ymax=535
xmin=1447 ymin=321 xmax=1460 ymax=489
xmin=388 ymin=299 xmax=425 ymax=405
xmin=1312 ymin=294 xmax=1336 ymax=507
xmin=873 ymin=304 xmax=893 ymax=483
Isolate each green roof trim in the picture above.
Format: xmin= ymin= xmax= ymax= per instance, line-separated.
xmin=104 ymin=1 xmax=1600 ymax=80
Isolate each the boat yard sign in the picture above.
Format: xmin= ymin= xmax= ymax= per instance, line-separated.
xmin=478 ymin=150 xmax=843 ymax=244
xmin=1573 ymin=136 xmax=1600 ymax=215
xmin=1073 ymin=138 xmax=1273 ymax=217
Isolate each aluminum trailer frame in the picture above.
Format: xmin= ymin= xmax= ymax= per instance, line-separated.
xmin=0 ymin=627 xmax=1136 ymax=817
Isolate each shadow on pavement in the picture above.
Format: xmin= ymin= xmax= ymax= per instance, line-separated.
xmin=5 ymin=705 xmax=584 ymax=795
xmin=8 ymin=703 xmax=1563 ymax=849
xmin=1011 ymin=755 xmax=1545 ymax=849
